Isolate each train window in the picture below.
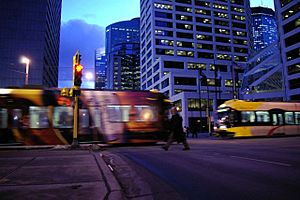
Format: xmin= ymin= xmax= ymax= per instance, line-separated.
xmin=90 ymin=107 xmax=101 ymax=128
xmin=135 ymin=106 xmax=158 ymax=122
xmin=53 ymin=107 xmax=73 ymax=128
xmin=256 ymin=111 xmax=270 ymax=123
xmin=29 ymin=107 xmax=49 ymax=128
xmin=107 ymin=105 xmax=131 ymax=122
xmin=295 ymin=112 xmax=300 ymax=125
xmin=285 ymin=112 xmax=294 ymax=124
xmin=272 ymin=113 xmax=284 ymax=125
xmin=241 ymin=111 xmax=255 ymax=123
xmin=0 ymin=108 xmax=8 ymax=128
xmin=12 ymin=109 xmax=22 ymax=128
xmin=79 ymin=109 xmax=89 ymax=128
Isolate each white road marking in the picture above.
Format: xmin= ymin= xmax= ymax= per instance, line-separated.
xmin=230 ymin=155 xmax=292 ymax=167
xmin=107 ymin=164 xmax=114 ymax=172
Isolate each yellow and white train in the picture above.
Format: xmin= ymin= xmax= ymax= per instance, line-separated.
xmin=214 ymin=100 xmax=300 ymax=137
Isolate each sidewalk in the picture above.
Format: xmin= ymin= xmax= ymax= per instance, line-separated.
xmin=0 ymin=145 xmax=125 ymax=200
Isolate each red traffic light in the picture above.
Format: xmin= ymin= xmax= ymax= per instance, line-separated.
xmin=75 ymin=64 xmax=83 ymax=73
xmin=74 ymin=64 xmax=83 ymax=87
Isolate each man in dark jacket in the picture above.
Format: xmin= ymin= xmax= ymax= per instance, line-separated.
xmin=162 ymin=107 xmax=190 ymax=151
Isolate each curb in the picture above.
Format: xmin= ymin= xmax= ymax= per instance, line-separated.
xmin=96 ymin=153 xmax=126 ymax=200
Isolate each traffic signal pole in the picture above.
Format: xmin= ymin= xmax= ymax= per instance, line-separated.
xmin=71 ymin=51 xmax=82 ymax=148
xmin=72 ymin=86 xmax=79 ymax=148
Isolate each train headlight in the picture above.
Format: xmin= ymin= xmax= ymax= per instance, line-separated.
xmin=220 ymin=125 xmax=227 ymax=129
xmin=140 ymin=108 xmax=154 ymax=121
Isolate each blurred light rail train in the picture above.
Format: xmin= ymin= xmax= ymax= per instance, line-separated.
xmin=0 ymin=88 xmax=171 ymax=145
xmin=214 ymin=100 xmax=300 ymax=138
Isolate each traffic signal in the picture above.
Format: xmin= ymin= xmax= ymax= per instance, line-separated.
xmin=74 ymin=64 xmax=83 ymax=87
xmin=60 ymin=88 xmax=69 ymax=96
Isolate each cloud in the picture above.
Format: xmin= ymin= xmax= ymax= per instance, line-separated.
xmin=59 ymin=19 xmax=105 ymax=86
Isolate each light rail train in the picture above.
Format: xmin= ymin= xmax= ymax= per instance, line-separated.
xmin=0 ymin=88 xmax=170 ymax=145
xmin=214 ymin=100 xmax=300 ymax=137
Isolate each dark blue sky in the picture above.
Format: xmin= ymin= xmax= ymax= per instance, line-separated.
xmin=58 ymin=0 xmax=274 ymax=88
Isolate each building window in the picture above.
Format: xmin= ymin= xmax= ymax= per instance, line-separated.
xmin=216 ymin=36 xmax=231 ymax=43
xmin=155 ymin=20 xmax=173 ymax=28
xmin=286 ymin=47 xmax=300 ymax=61
xmin=217 ymin=54 xmax=232 ymax=60
xmin=156 ymin=48 xmax=174 ymax=55
xmin=187 ymin=62 xmax=206 ymax=70
xmin=177 ymin=41 xmax=194 ymax=48
xmin=156 ymin=39 xmax=174 ymax=46
xmin=174 ymin=77 xmax=197 ymax=86
xmin=155 ymin=29 xmax=173 ymax=37
xmin=195 ymin=9 xmax=211 ymax=15
xmin=287 ymin=62 xmax=300 ymax=75
xmin=196 ymin=26 xmax=212 ymax=33
xmin=198 ymin=52 xmax=214 ymax=59
xmin=161 ymin=78 xmax=169 ymax=89
xmin=177 ymin=32 xmax=194 ymax=39
xmin=216 ymin=45 xmax=231 ymax=52
xmin=154 ymin=3 xmax=173 ymax=10
xmin=177 ymin=50 xmax=194 ymax=57
xmin=164 ymin=61 xmax=184 ymax=69
xmin=196 ymin=17 xmax=212 ymax=24
xmin=197 ymin=43 xmax=213 ymax=50
xmin=196 ymin=34 xmax=213 ymax=41
xmin=176 ymin=23 xmax=193 ymax=30
xmin=176 ymin=5 xmax=192 ymax=13
xmin=155 ymin=11 xmax=173 ymax=19
xmin=176 ymin=14 xmax=193 ymax=21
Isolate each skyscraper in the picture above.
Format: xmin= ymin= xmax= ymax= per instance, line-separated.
xmin=95 ymin=49 xmax=107 ymax=89
xmin=0 ymin=0 xmax=62 ymax=88
xmin=275 ymin=0 xmax=300 ymax=101
xmin=107 ymin=43 xmax=140 ymax=90
xmin=251 ymin=6 xmax=278 ymax=51
xmin=105 ymin=18 xmax=140 ymax=90
xmin=140 ymin=0 xmax=251 ymax=130
xmin=105 ymin=18 xmax=140 ymax=55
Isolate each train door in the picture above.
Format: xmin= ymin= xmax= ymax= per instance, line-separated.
xmin=270 ymin=111 xmax=285 ymax=135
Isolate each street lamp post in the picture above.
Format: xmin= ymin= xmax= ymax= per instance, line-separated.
xmin=21 ymin=57 xmax=30 ymax=85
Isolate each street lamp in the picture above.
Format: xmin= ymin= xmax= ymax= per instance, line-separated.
xmin=21 ymin=57 xmax=30 ymax=85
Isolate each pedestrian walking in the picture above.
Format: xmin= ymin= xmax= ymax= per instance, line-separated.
xmin=162 ymin=107 xmax=190 ymax=151
xmin=191 ymin=126 xmax=198 ymax=138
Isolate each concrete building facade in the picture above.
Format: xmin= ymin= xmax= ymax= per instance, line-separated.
xmin=140 ymin=0 xmax=251 ymax=130
xmin=275 ymin=0 xmax=300 ymax=101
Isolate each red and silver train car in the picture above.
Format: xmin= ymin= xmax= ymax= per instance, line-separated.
xmin=0 ymin=88 xmax=170 ymax=145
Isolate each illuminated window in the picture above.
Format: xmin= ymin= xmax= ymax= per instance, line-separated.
xmin=187 ymin=62 xmax=206 ymax=70
xmin=154 ymin=3 xmax=173 ymax=10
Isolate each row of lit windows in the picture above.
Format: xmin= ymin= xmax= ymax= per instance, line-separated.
xmin=154 ymin=48 xmax=248 ymax=61
xmin=154 ymin=20 xmax=247 ymax=30
xmin=282 ymin=1 xmax=300 ymax=20
xmin=142 ymin=76 xmax=241 ymax=94
xmin=155 ymin=12 xmax=246 ymax=22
